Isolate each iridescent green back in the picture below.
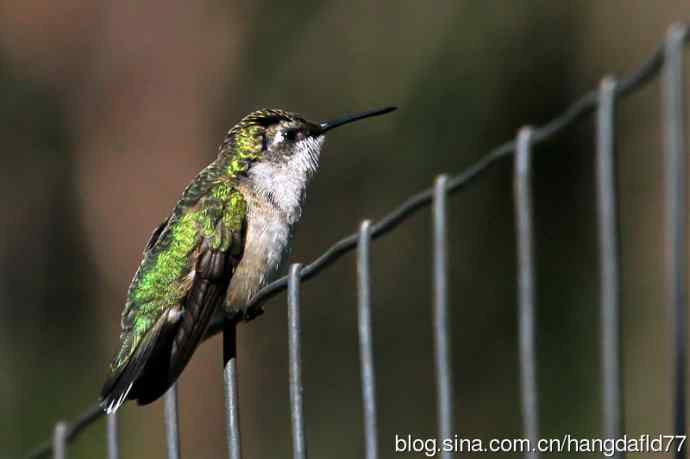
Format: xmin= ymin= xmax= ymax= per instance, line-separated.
xmin=112 ymin=170 xmax=243 ymax=369
xmin=110 ymin=109 xmax=297 ymax=371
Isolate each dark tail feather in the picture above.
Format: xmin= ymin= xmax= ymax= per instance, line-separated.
xmin=128 ymin=320 xmax=180 ymax=406
xmin=102 ymin=250 xmax=233 ymax=410
xmin=132 ymin=279 xmax=224 ymax=406
xmin=100 ymin=315 xmax=168 ymax=414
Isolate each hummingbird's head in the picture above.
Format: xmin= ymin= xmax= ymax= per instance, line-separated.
xmin=220 ymin=107 xmax=397 ymax=180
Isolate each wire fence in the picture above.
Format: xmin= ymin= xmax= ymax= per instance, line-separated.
xmin=23 ymin=23 xmax=689 ymax=459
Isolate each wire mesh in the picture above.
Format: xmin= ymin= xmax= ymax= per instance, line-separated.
xmin=223 ymin=319 xmax=242 ymax=459
xmin=52 ymin=422 xmax=67 ymax=459
xmin=357 ymin=220 xmax=379 ymax=459
xmin=664 ymin=23 xmax=688 ymax=459
xmin=514 ymin=127 xmax=539 ymax=459
xmin=596 ymin=77 xmax=624 ymax=455
xmin=287 ymin=264 xmax=307 ymax=459
xmin=106 ymin=413 xmax=119 ymax=459
xmin=432 ymin=174 xmax=453 ymax=459
xmin=164 ymin=385 xmax=181 ymax=459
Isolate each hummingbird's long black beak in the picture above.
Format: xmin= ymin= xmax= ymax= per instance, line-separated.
xmin=317 ymin=106 xmax=397 ymax=134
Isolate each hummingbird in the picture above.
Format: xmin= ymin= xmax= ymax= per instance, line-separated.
xmin=100 ymin=106 xmax=397 ymax=413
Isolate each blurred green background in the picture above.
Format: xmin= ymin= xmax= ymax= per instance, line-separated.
xmin=1 ymin=1 xmax=688 ymax=458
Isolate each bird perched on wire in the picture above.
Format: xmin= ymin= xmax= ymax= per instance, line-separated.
xmin=100 ymin=106 xmax=396 ymax=413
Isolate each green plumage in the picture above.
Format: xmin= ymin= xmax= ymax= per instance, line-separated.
xmin=113 ymin=174 xmax=246 ymax=371
xmin=101 ymin=110 xmax=293 ymax=411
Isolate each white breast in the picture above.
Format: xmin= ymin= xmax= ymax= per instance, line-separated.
xmin=225 ymin=136 xmax=323 ymax=312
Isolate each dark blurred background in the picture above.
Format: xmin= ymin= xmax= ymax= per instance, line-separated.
xmin=1 ymin=1 xmax=689 ymax=458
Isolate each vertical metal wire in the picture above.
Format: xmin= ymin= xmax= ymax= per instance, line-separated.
xmin=164 ymin=384 xmax=181 ymax=459
xmin=223 ymin=318 xmax=242 ymax=459
xmin=664 ymin=23 xmax=688 ymax=459
xmin=287 ymin=263 xmax=307 ymax=459
xmin=432 ymin=174 xmax=453 ymax=459
xmin=53 ymin=421 xmax=67 ymax=459
xmin=107 ymin=412 xmax=120 ymax=459
xmin=514 ymin=127 xmax=539 ymax=459
xmin=596 ymin=77 xmax=624 ymax=453
xmin=357 ymin=220 xmax=378 ymax=459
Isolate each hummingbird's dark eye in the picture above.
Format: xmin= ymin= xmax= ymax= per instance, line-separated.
xmin=283 ymin=129 xmax=298 ymax=142
xmin=260 ymin=133 xmax=268 ymax=151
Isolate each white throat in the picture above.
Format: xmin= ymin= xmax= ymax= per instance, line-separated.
xmin=245 ymin=136 xmax=323 ymax=224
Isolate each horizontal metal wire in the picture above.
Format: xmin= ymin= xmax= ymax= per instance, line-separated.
xmin=25 ymin=405 xmax=103 ymax=459
xmin=24 ymin=24 xmax=690 ymax=459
